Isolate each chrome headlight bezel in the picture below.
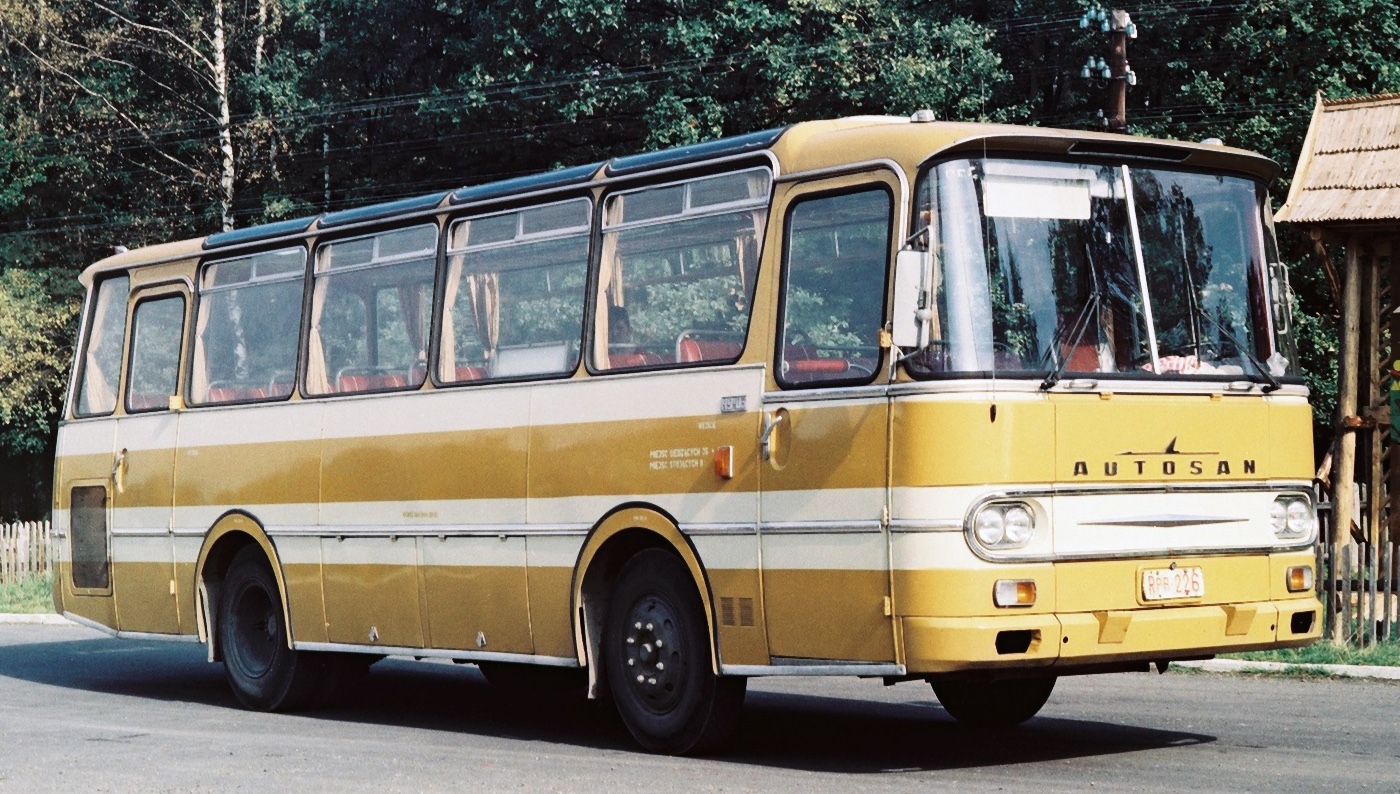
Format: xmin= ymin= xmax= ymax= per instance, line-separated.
xmin=1272 ymin=494 xmax=1316 ymax=540
xmin=968 ymin=501 xmax=1039 ymax=552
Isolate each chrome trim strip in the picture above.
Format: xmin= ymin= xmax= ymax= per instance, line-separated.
xmin=889 ymin=519 xmax=963 ymax=533
xmin=267 ymin=524 xmax=591 ymax=539
xmin=682 ymin=523 xmax=758 ymax=536
xmin=62 ymin=612 xmax=201 ymax=643
xmin=293 ymin=641 xmax=580 ymax=667
xmin=110 ymin=529 xmax=173 ymax=538
xmin=721 ymin=661 xmax=907 ymax=677
xmin=762 ymin=386 xmax=888 ymax=405
xmin=760 ymin=521 xmax=883 ymax=535
xmin=1079 ymin=514 xmax=1250 ymax=528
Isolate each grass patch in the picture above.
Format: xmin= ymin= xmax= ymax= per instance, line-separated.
xmin=1224 ymin=641 xmax=1400 ymax=668
xmin=0 ymin=576 xmax=54 ymax=614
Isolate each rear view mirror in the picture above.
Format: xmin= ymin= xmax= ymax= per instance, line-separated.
xmin=892 ymin=248 xmax=931 ymax=349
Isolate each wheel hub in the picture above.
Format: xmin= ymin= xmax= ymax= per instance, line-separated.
xmin=622 ymin=595 xmax=683 ymax=710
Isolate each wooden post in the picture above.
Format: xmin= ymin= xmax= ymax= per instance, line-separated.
xmin=1364 ymin=252 xmax=1384 ymax=548
xmin=1334 ymin=236 xmax=1364 ymax=642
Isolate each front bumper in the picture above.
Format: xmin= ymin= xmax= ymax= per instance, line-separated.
xmin=903 ymin=595 xmax=1322 ymax=674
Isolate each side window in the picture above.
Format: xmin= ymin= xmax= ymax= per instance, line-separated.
xmin=306 ymin=224 xmax=437 ymax=395
xmin=74 ymin=275 xmax=131 ymax=417
xmin=593 ymin=167 xmax=770 ymax=371
xmin=778 ymin=188 xmax=892 ymax=387
xmin=126 ymin=295 xmax=187 ymax=412
xmin=192 ymin=247 xmax=307 ymax=404
xmin=441 ymin=199 xmax=589 ymax=382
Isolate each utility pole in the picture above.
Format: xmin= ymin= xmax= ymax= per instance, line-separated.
xmin=1080 ymin=6 xmax=1138 ymax=133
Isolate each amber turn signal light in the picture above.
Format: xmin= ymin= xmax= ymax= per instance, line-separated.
xmin=1286 ymin=565 xmax=1314 ymax=593
xmin=994 ymin=579 xmax=1037 ymax=607
xmin=713 ymin=445 xmax=733 ymax=479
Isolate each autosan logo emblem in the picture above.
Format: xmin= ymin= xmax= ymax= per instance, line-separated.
xmin=1071 ymin=436 xmax=1257 ymax=477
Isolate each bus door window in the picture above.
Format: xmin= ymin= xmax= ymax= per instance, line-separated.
xmin=127 ymin=295 xmax=187 ymax=412
xmin=306 ymin=224 xmax=437 ymax=395
xmin=777 ymin=188 xmax=892 ymax=387
xmin=440 ymin=198 xmax=591 ymax=382
xmin=593 ymin=167 xmax=770 ymax=371
xmin=191 ymin=247 xmax=306 ymax=404
xmin=74 ymin=275 xmax=131 ymax=417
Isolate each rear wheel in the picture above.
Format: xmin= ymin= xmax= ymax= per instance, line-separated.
xmin=930 ymin=677 xmax=1056 ymax=728
xmin=218 ymin=546 xmax=319 ymax=711
xmin=604 ymin=549 xmax=745 ymax=754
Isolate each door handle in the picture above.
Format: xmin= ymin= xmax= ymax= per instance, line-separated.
xmin=760 ymin=412 xmax=787 ymax=461
xmin=111 ymin=448 xmax=128 ymax=493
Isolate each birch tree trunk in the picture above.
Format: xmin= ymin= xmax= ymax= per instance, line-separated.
xmin=213 ymin=0 xmax=235 ymax=231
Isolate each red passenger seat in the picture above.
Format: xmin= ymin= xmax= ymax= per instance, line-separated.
xmin=337 ymin=372 xmax=409 ymax=392
xmin=677 ymin=336 xmax=744 ymax=363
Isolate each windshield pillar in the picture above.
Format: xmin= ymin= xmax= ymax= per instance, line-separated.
xmin=1121 ymin=165 xmax=1160 ymax=374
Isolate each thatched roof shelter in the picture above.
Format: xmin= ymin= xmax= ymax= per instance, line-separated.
xmin=1277 ymin=92 xmax=1400 ymax=228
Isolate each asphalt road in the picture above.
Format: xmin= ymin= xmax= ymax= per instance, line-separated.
xmin=1 ymin=623 xmax=1396 ymax=793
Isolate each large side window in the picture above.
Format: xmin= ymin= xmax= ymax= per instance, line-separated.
xmin=440 ymin=198 xmax=590 ymax=382
xmin=306 ymin=224 xmax=437 ymax=395
xmin=192 ymin=247 xmax=307 ymax=404
xmin=126 ymin=295 xmax=187 ymax=412
xmin=593 ymin=167 xmax=770 ymax=371
xmin=778 ymin=188 xmax=891 ymax=387
xmin=74 ymin=275 xmax=131 ymax=417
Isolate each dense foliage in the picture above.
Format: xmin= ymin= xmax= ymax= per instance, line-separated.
xmin=2 ymin=0 xmax=1394 ymax=517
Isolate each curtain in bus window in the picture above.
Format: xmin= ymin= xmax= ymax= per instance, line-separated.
xmin=192 ymin=247 xmax=306 ymax=404
xmin=307 ymin=224 xmax=437 ymax=395
xmin=440 ymin=198 xmax=590 ymax=382
xmin=76 ymin=275 xmax=131 ymax=416
xmin=594 ymin=168 xmax=771 ymax=371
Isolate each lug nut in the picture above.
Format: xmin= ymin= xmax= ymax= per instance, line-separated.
xmin=656 ymin=662 xmax=665 ymax=671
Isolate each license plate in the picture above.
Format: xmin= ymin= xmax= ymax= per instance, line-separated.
xmin=1141 ymin=566 xmax=1205 ymax=601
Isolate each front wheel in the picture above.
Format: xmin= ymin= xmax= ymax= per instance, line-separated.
xmin=604 ymin=549 xmax=745 ymax=754
xmin=930 ymin=677 xmax=1056 ymax=728
xmin=218 ymin=546 xmax=320 ymax=711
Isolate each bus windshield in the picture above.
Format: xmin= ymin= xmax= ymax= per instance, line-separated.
xmin=906 ymin=157 xmax=1292 ymax=382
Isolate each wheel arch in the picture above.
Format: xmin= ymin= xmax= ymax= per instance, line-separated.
xmin=193 ymin=510 xmax=293 ymax=662
xmin=570 ymin=504 xmax=720 ymax=689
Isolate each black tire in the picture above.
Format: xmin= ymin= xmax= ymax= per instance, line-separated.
xmin=604 ymin=549 xmax=745 ymax=755
xmin=479 ymin=661 xmax=588 ymax=701
xmin=218 ymin=546 xmax=320 ymax=711
xmin=931 ymin=677 xmax=1056 ymax=728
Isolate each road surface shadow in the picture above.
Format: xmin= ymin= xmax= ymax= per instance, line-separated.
xmin=0 ymin=632 xmax=1214 ymax=773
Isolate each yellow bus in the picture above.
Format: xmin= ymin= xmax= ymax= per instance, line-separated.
xmin=53 ymin=114 xmax=1322 ymax=754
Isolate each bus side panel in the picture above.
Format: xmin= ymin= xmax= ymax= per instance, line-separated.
xmin=527 ymin=369 xmax=765 ymax=663
xmin=174 ymin=402 xmax=326 ymax=642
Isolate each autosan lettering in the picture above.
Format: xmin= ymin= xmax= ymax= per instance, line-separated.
xmin=1071 ymin=437 xmax=1257 ymax=478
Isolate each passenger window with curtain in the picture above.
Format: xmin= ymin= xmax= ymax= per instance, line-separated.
xmin=440 ymin=198 xmax=591 ymax=382
xmin=593 ymin=167 xmax=770 ymax=371
xmin=306 ymin=224 xmax=437 ymax=395
xmin=191 ymin=247 xmax=307 ymax=404
xmin=75 ymin=275 xmax=131 ymax=417
xmin=126 ymin=296 xmax=186 ymax=412
xmin=778 ymin=188 xmax=892 ymax=386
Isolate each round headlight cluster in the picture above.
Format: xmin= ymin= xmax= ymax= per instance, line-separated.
xmin=1270 ymin=495 xmax=1315 ymax=539
xmin=972 ymin=503 xmax=1036 ymax=549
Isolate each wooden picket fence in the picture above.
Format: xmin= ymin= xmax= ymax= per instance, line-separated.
xmin=1316 ymin=488 xmax=1399 ymax=645
xmin=0 ymin=521 xmax=53 ymax=585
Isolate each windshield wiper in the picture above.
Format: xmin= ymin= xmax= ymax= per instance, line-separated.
xmin=1188 ymin=305 xmax=1281 ymax=393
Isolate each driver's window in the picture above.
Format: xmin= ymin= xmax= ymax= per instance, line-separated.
xmin=778 ymin=187 xmax=891 ymax=387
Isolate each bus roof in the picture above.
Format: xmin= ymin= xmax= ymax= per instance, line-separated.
xmin=80 ymin=115 xmax=1280 ymax=286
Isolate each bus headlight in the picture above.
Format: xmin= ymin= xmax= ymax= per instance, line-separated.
xmin=1272 ymin=495 xmax=1315 ymax=539
xmin=971 ymin=502 xmax=1036 ymax=550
